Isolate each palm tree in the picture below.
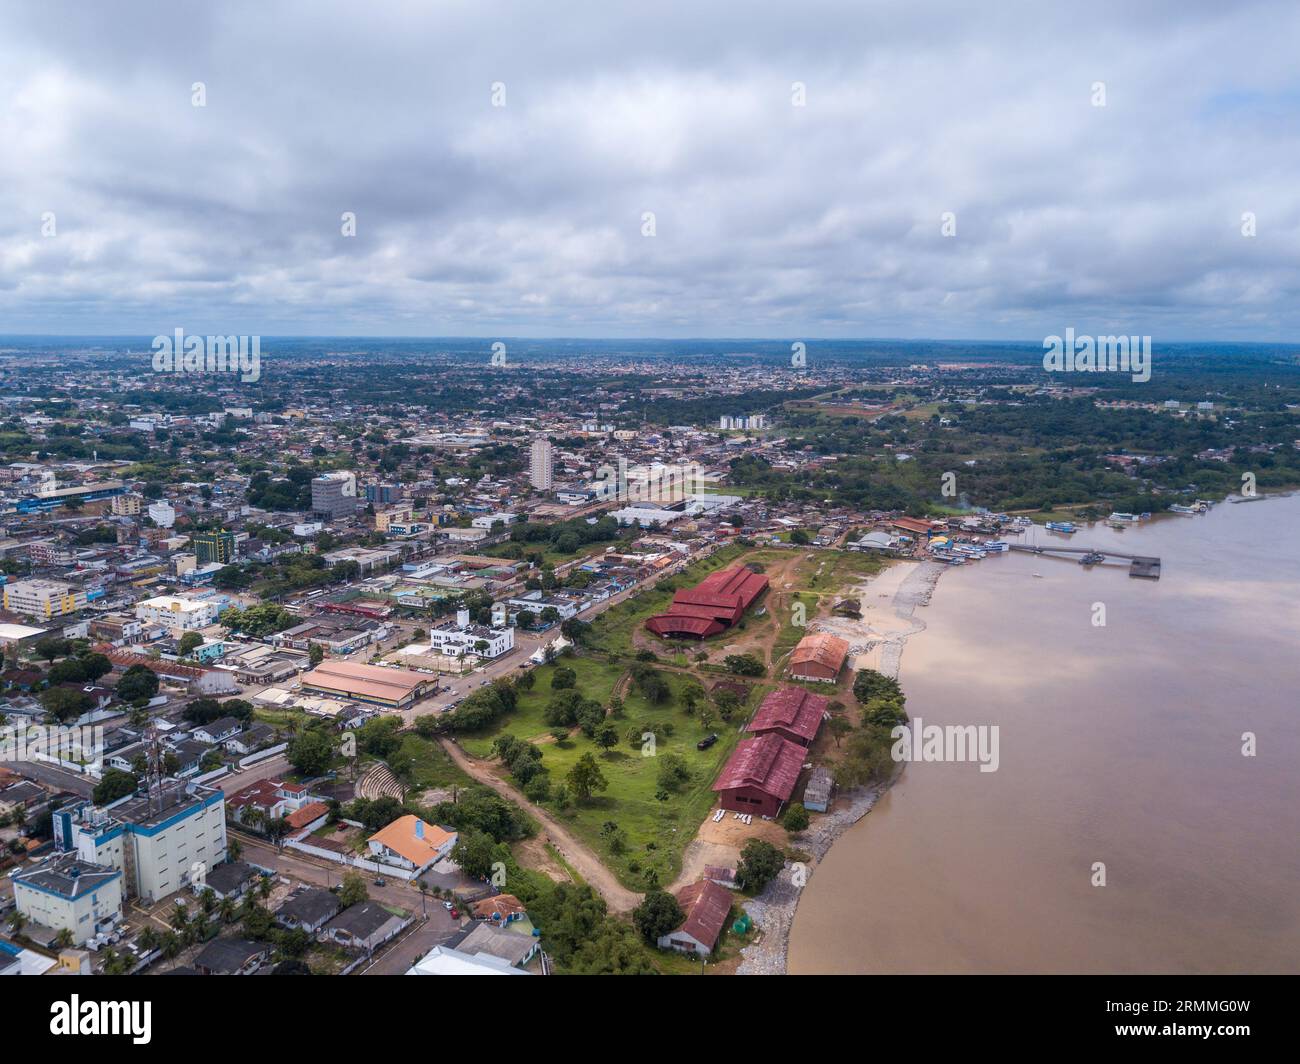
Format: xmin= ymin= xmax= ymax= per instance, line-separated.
xmin=160 ymin=930 xmax=182 ymax=961
xmin=7 ymin=910 xmax=27 ymax=938
xmin=54 ymin=927 xmax=75 ymax=948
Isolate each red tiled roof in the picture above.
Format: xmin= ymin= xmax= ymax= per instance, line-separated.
xmin=712 ymin=733 xmax=805 ymax=802
xmin=285 ymin=801 xmax=329 ymax=830
xmin=747 ymin=686 xmax=829 ymax=742
xmin=672 ymin=879 xmax=733 ymax=949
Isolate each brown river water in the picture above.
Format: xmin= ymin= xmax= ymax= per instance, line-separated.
xmin=788 ymin=495 xmax=1300 ymax=973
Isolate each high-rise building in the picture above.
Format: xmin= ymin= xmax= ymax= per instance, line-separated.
xmin=365 ymin=482 xmax=404 ymax=505
xmin=191 ymin=528 xmax=236 ymax=566
xmin=311 ymin=472 xmax=358 ymax=521
xmin=529 ymin=438 xmax=554 ymax=490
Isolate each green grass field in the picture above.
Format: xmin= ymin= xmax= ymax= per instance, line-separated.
xmin=533 ymin=669 xmax=758 ymax=890
xmin=458 ymin=656 xmax=626 ymax=757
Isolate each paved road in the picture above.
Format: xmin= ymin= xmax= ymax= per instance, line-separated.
xmin=9 ymin=759 xmax=95 ymax=797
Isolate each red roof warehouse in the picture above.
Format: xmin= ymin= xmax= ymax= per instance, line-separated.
xmin=746 ymin=686 xmax=829 ymax=747
xmin=712 ymin=732 xmax=806 ymax=818
xmin=645 ymin=565 xmax=768 ymax=640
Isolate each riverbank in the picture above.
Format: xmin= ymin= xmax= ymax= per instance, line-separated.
xmin=735 ymin=559 xmax=944 ymax=975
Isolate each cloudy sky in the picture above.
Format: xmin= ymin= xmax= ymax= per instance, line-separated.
xmin=2 ymin=0 xmax=1299 ymax=340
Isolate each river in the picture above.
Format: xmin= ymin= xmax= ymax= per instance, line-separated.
xmin=788 ymin=495 xmax=1300 ymax=973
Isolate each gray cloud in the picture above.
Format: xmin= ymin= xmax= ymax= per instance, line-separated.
xmin=1 ymin=0 xmax=1298 ymax=339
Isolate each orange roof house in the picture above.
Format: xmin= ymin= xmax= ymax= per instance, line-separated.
xmin=471 ymin=893 xmax=528 ymax=923
xmin=367 ymin=815 xmax=457 ymax=872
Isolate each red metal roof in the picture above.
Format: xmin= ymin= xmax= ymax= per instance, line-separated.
xmin=646 ymin=565 xmax=768 ymax=639
xmin=747 ymin=686 xmax=829 ymax=742
xmin=712 ymin=733 xmax=805 ymax=801
xmin=673 ymin=879 xmax=733 ymax=949
xmin=646 ymin=615 xmax=725 ymax=638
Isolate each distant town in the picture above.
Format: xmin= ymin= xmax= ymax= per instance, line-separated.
xmin=1 ymin=339 xmax=1297 ymax=976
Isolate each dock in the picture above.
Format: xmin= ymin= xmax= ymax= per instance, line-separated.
xmin=1008 ymin=543 xmax=1161 ymax=579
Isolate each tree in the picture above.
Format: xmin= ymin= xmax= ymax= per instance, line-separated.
xmin=116 ymin=664 xmax=159 ymax=703
xmin=632 ymin=889 xmax=685 ymax=944
xmin=550 ymin=665 xmax=576 ymax=690
xmin=450 ymin=828 xmax=497 ymax=879
xmin=80 ymin=652 xmax=112 ymax=682
xmin=782 ymin=803 xmax=810 ymax=832
xmin=308 ymin=643 xmax=324 ymax=666
xmin=93 ymin=769 xmax=139 ymax=805
xmin=655 ymin=753 xmax=691 ymax=793
xmin=853 ymin=668 xmax=904 ymax=705
xmin=593 ymin=723 xmax=619 ymax=753
xmin=286 ymin=728 xmax=334 ymax=776
xmin=338 ymin=871 xmax=369 ymax=907
xmin=33 ymin=636 xmax=71 ymax=663
xmin=737 ymin=838 xmax=785 ymax=892
xmin=568 ymin=919 xmax=657 ymax=974
xmin=723 ymin=653 xmax=765 ymax=677
xmin=40 ymin=687 xmax=92 ymax=725
xmin=177 ymin=631 xmax=204 ymax=657
xmin=566 ymin=753 xmax=608 ymax=801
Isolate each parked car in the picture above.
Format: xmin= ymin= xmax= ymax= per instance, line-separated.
xmin=442 ymin=900 xmax=454 ymax=910
xmin=373 ymin=876 xmax=387 ymax=887
xmin=697 ymin=733 xmax=719 ymax=750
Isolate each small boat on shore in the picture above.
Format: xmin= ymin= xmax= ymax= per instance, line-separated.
xmin=1079 ymin=551 xmax=1106 ymax=565
xmin=1168 ymin=503 xmax=1202 ymax=515
xmin=1109 ymin=512 xmax=1140 ymax=523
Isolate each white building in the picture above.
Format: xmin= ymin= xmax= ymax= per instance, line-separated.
xmin=406 ymin=944 xmax=529 ymax=975
xmin=609 ymin=505 xmax=686 ymax=528
xmin=2 ymin=579 xmax=86 ymax=620
xmin=52 ymin=783 xmax=228 ymax=905
xmin=135 ymin=594 xmax=220 ymax=633
xmin=471 ymin=512 xmax=518 ymax=530
xmin=147 ymin=500 xmax=176 ymax=528
xmin=529 ymin=437 xmax=554 ymax=490
xmin=425 ymin=614 xmax=515 ymax=658
xmin=13 ymin=856 xmax=124 ymax=946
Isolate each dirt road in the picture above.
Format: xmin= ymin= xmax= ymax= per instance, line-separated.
xmin=437 ymin=737 xmax=643 ymax=913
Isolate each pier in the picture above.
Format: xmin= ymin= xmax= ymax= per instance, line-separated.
xmin=1009 ymin=544 xmax=1161 ymax=579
